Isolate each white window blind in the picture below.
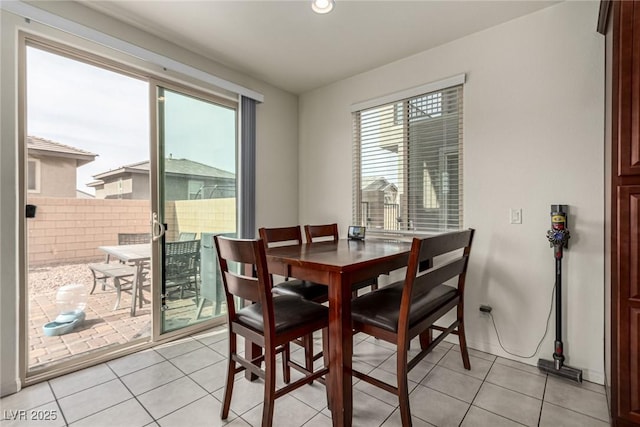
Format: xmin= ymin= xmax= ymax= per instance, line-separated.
xmin=353 ymin=84 xmax=463 ymax=234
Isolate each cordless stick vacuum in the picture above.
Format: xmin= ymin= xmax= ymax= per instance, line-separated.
xmin=537 ymin=205 xmax=583 ymax=383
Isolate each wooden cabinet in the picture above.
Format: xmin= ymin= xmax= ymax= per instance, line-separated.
xmin=604 ymin=1 xmax=640 ymax=425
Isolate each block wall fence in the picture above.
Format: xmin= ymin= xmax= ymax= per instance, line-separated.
xmin=26 ymin=197 xmax=236 ymax=266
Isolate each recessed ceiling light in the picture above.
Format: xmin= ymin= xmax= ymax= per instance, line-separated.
xmin=311 ymin=0 xmax=335 ymax=14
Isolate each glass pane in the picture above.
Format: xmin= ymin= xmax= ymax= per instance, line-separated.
xmin=27 ymin=160 xmax=37 ymax=191
xmin=356 ymin=86 xmax=462 ymax=233
xmin=25 ymin=45 xmax=150 ymax=372
xmin=158 ymin=87 xmax=236 ymax=334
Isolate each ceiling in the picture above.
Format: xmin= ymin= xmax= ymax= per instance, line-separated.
xmin=82 ymin=1 xmax=559 ymax=95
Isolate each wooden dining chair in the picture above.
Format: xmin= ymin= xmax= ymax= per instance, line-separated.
xmin=350 ymin=229 xmax=475 ymax=427
xmin=304 ymin=223 xmax=379 ymax=295
xmin=214 ymin=235 xmax=329 ymax=427
xmin=258 ymin=226 xmax=328 ymax=378
xmin=303 ymin=223 xmax=339 ymax=243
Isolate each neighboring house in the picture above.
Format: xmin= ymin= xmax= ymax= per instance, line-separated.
xmin=361 ymin=177 xmax=399 ymax=230
xmin=87 ymin=156 xmax=235 ymax=200
xmin=27 ymin=136 xmax=97 ymax=198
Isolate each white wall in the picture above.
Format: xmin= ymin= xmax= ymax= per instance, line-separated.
xmin=299 ymin=1 xmax=605 ymax=382
xmin=0 ymin=3 xmax=298 ymax=395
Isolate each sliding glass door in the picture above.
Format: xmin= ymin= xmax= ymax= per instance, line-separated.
xmin=154 ymin=83 xmax=237 ymax=336
xmin=23 ymin=41 xmax=152 ymax=373
xmin=21 ymin=35 xmax=240 ymax=380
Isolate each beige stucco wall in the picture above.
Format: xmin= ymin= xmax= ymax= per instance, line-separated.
xmin=299 ymin=1 xmax=605 ymax=382
xmin=30 ymin=156 xmax=77 ymax=198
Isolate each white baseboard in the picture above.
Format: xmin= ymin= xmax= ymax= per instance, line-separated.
xmin=1 ymin=377 xmax=21 ymax=398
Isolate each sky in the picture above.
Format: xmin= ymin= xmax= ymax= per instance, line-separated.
xmin=27 ymin=45 xmax=236 ymax=195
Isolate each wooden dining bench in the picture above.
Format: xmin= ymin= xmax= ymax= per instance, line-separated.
xmin=87 ymin=263 xmax=141 ymax=316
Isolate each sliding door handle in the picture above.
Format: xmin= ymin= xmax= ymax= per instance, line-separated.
xmin=151 ymin=212 xmax=166 ymax=241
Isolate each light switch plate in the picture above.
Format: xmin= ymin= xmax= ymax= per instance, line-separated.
xmin=510 ymin=208 xmax=522 ymax=224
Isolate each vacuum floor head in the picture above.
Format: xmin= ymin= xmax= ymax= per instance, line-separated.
xmin=538 ymin=358 xmax=583 ymax=383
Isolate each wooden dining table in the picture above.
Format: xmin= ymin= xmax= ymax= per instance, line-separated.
xmin=264 ymin=238 xmax=412 ymax=427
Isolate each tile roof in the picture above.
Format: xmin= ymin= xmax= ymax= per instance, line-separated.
xmin=27 ymin=135 xmax=97 ymax=157
xmin=91 ymin=158 xmax=234 ymax=180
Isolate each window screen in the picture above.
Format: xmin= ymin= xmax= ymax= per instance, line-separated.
xmin=353 ymin=84 xmax=463 ymax=233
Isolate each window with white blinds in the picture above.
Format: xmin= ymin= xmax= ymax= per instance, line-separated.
xmin=353 ymin=84 xmax=463 ymax=234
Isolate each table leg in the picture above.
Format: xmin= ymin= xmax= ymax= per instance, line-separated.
xmin=329 ymin=273 xmax=353 ymax=427
xmin=131 ymin=273 xmax=137 ymax=317
xmin=137 ymin=264 xmax=145 ymax=307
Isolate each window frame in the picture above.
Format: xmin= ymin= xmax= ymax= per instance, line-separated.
xmin=27 ymin=158 xmax=41 ymax=193
xmin=352 ymin=82 xmax=464 ymax=237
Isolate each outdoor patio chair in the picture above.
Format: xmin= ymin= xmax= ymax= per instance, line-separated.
xmin=165 ymin=239 xmax=201 ymax=303
xmin=118 ymin=232 xmax=151 ymax=245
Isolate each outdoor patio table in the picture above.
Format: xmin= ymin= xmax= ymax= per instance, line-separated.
xmin=263 ymin=239 xmax=412 ymax=427
xmin=97 ymin=243 xmax=150 ymax=315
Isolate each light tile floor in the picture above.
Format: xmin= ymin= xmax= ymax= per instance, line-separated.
xmin=1 ymin=325 xmax=611 ymax=427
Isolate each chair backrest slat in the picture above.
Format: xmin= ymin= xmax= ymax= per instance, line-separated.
xmin=216 ymin=236 xmax=257 ymax=265
xmin=224 ymin=271 xmax=261 ymax=302
xmin=304 ymin=223 xmax=339 ymax=243
xmin=417 ymin=229 xmax=474 ymax=262
xmin=118 ymin=232 xmax=151 ymax=245
xmin=412 ymin=257 xmax=468 ymax=298
xmin=166 ymin=239 xmax=200 ymax=255
xmin=259 ymin=226 xmax=303 ymax=247
xmin=179 ymin=232 xmax=197 ymax=241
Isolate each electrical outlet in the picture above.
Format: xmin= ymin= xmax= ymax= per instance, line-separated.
xmin=479 ymin=304 xmax=492 ymax=314
xmin=510 ymin=208 xmax=522 ymax=224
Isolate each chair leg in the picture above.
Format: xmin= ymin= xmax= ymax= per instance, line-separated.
xmin=419 ymin=327 xmax=433 ymax=350
xmin=371 ymin=276 xmax=379 ymax=291
xmin=303 ymin=334 xmax=314 ymax=383
xmin=282 ymin=343 xmax=291 ymax=384
xmin=195 ymin=298 xmax=206 ymax=320
xmin=262 ymin=348 xmax=276 ymax=427
xmin=397 ymin=338 xmax=412 ymax=427
xmin=221 ymin=332 xmax=237 ymax=420
xmin=131 ymin=276 xmax=137 ymax=317
xmin=322 ymin=327 xmax=331 ymax=410
xmin=458 ymin=320 xmax=471 ymax=370
xmin=89 ymin=271 xmax=98 ymax=295
xmin=113 ymin=278 xmax=122 ymax=311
